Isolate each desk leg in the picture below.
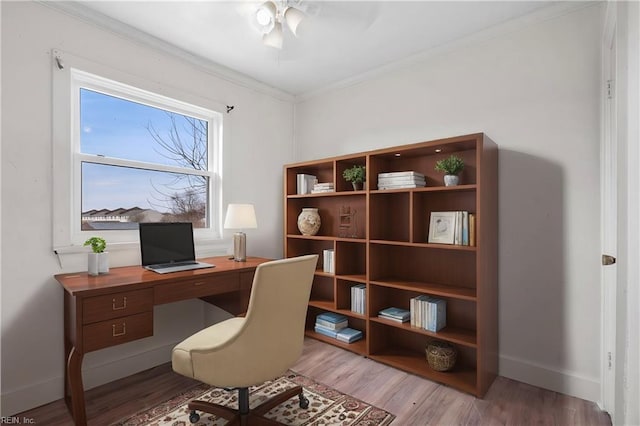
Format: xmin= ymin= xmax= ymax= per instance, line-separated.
xmin=66 ymin=347 xmax=87 ymax=426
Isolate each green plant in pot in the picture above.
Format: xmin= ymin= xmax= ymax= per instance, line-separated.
xmin=434 ymin=155 xmax=464 ymax=186
xmin=343 ymin=165 xmax=366 ymax=190
xmin=84 ymin=236 xmax=109 ymax=276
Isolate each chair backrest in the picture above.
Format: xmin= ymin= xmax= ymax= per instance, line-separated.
xmin=237 ymin=254 xmax=318 ymax=378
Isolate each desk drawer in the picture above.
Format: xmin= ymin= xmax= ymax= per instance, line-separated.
xmin=155 ymin=274 xmax=239 ymax=305
xmin=82 ymin=311 xmax=153 ymax=352
xmin=83 ymin=289 xmax=153 ymax=324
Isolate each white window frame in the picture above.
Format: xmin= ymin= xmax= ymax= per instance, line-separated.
xmin=52 ymin=50 xmax=225 ymax=252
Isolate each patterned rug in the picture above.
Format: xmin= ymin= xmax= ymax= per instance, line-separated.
xmin=113 ymin=371 xmax=395 ymax=425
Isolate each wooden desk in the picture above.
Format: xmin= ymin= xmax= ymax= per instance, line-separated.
xmin=55 ymin=256 xmax=270 ymax=426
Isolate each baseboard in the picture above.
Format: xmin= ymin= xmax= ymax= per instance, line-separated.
xmin=499 ymin=353 xmax=600 ymax=403
xmin=1 ymin=342 xmax=177 ymax=417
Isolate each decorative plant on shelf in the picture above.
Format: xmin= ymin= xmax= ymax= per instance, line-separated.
xmin=84 ymin=237 xmax=109 ymax=275
xmin=84 ymin=237 xmax=106 ymax=253
xmin=342 ymin=165 xmax=366 ymax=190
xmin=434 ymin=155 xmax=464 ymax=186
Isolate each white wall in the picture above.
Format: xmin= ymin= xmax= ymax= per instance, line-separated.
xmin=0 ymin=1 xmax=293 ymax=415
xmin=295 ymin=4 xmax=604 ymax=402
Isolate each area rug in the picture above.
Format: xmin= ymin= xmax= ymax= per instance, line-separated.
xmin=113 ymin=371 xmax=395 ymax=425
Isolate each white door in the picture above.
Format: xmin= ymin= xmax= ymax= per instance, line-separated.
xmin=600 ymin=3 xmax=617 ymax=416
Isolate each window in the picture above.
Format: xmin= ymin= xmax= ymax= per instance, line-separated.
xmin=53 ymin=56 xmax=224 ymax=249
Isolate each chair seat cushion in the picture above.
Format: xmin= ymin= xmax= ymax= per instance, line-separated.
xmin=172 ymin=317 xmax=245 ymax=379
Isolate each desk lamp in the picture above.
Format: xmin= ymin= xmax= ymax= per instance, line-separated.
xmin=224 ymin=204 xmax=258 ymax=262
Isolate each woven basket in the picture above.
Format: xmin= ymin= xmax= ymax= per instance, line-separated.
xmin=426 ymin=340 xmax=457 ymax=372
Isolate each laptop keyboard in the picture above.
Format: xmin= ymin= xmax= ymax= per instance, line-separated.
xmin=150 ymin=261 xmax=198 ymax=270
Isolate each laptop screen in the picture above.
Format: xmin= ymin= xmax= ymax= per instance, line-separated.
xmin=139 ymin=222 xmax=196 ymax=266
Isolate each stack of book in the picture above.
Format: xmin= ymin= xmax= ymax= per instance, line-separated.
xmin=311 ymin=182 xmax=334 ymax=193
xmin=378 ymin=307 xmax=410 ymax=323
xmin=314 ymin=312 xmax=362 ymax=343
xmin=323 ymin=249 xmax=335 ymax=274
xmin=336 ymin=327 xmax=363 ymax=343
xmin=377 ymin=171 xmax=426 ymax=190
xmin=350 ymin=284 xmax=366 ymax=314
xmin=410 ymin=295 xmax=447 ymax=332
xmin=296 ymin=174 xmax=317 ymax=194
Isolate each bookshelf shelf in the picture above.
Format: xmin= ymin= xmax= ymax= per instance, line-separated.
xmin=284 ymin=133 xmax=497 ymax=398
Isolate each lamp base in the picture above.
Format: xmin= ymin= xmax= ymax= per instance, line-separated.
xmin=232 ymin=232 xmax=247 ymax=262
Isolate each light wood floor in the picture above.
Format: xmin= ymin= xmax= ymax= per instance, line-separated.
xmin=18 ymin=338 xmax=611 ymax=425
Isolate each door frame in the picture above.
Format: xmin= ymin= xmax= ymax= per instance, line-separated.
xmin=600 ymin=1 xmax=617 ymax=416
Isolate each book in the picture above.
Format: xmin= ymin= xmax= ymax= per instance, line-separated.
xmin=315 ymin=318 xmax=348 ymax=330
xmin=377 ymin=171 xmax=425 ymax=178
xmin=336 ymin=327 xmax=363 ymax=343
xmin=314 ymin=324 xmax=339 ymax=338
xmin=378 ymin=314 xmax=410 ymax=323
xmin=454 ymin=211 xmax=462 ymax=245
xmin=378 ymin=183 xmax=426 ymax=190
xmin=378 ymin=307 xmax=410 ymax=322
xmin=469 ymin=213 xmax=476 ymax=246
xmin=426 ymin=298 xmax=447 ymax=332
xmin=377 ymin=177 xmax=426 ymax=185
xmin=351 ymin=284 xmax=366 ymax=314
xmin=323 ymin=249 xmax=335 ymax=274
xmin=316 ymin=312 xmax=348 ymax=324
xmin=462 ymin=211 xmax=469 ymax=246
xmin=296 ymin=174 xmax=317 ymax=194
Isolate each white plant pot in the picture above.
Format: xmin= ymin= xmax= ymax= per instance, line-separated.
xmin=88 ymin=252 xmax=109 ymax=276
xmin=444 ymin=175 xmax=460 ymax=187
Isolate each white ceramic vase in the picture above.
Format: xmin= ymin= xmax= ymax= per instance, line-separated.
xmin=444 ymin=175 xmax=460 ymax=187
xmin=88 ymin=252 xmax=109 ymax=276
xmin=297 ymin=208 xmax=321 ymax=236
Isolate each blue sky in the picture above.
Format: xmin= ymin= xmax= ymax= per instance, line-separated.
xmin=80 ymin=89 xmax=206 ymax=212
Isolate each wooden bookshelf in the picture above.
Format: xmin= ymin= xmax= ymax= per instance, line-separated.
xmin=284 ymin=133 xmax=498 ymax=397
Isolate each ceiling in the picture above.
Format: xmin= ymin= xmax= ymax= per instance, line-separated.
xmin=58 ymin=1 xmax=558 ymax=97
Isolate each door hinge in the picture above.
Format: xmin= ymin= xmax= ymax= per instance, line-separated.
xmin=608 ymin=351 xmax=613 ymax=370
xmin=607 ymin=80 xmax=614 ymax=99
xmin=602 ymin=254 xmax=616 ymax=266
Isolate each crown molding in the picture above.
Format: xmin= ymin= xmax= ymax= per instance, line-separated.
xmin=39 ymin=1 xmax=296 ymax=103
xmin=296 ymin=1 xmax=600 ymax=102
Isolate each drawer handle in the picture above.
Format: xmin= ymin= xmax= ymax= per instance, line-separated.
xmin=193 ymin=281 xmax=206 ymax=286
xmin=112 ymin=297 xmax=127 ymax=311
xmin=112 ymin=323 xmax=126 ymax=337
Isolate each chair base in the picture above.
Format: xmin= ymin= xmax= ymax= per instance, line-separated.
xmin=188 ymin=385 xmax=309 ymax=425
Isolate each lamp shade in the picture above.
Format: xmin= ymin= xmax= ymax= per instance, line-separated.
xmin=263 ymin=21 xmax=283 ymax=49
xmin=256 ymin=1 xmax=276 ymax=30
xmin=224 ymin=204 xmax=258 ymax=229
xmin=284 ymin=6 xmax=304 ymax=36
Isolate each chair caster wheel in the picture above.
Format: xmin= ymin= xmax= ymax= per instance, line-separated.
xmin=189 ymin=410 xmax=200 ymax=424
xmin=299 ymin=394 xmax=309 ymax=409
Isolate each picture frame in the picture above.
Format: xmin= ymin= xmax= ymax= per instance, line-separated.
xmin=428 ymin=211 xmax=457 ymax=244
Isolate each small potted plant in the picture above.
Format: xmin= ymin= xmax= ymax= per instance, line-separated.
xmin=434 ymin=155 xmax=464 ymax=186
xmin=343 ymin=165 xmax=366 ymax=190
xmin=84 ymin=236 xmax=108 ymax=276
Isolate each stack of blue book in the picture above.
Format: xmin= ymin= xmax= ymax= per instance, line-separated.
xmin=336 ymin=327 xmax=363 ymax=343
xmin=378 ymin=307 xmax=411 ymax=323
xmin=314 ymin=312 xmax=348 ymax=338
xmin=314 ymin=312 xmax=363 ymax=344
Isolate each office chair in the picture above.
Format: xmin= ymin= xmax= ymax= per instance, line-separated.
xmin=172 ymin=254 xmax=319 ymax=425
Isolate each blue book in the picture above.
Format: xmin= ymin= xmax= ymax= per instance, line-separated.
xmin=426 ymin=298 xmax=447 ymax=332
xmin=336 ymin=327 xmax=363 ymax=343
xmin=316 ymin=317 xmax=348 ymax=330
xmin=316 ymin=312 xmax=348 ymax=324
xmin=378 ymin=307 xmax=410 ymax=320
xmin=314 ymin=324 xmax=339 ymax=338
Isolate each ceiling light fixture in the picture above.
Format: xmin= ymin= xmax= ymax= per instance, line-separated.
xmin=255 ymin=1 xmax=305 ymax=49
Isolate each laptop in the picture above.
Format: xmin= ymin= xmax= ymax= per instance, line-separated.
xmin=139 ymin=222 xmax=215 ymax=274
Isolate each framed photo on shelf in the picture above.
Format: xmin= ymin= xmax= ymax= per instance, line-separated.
xmin=428 ymin=211 xmax=457 ymax=244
